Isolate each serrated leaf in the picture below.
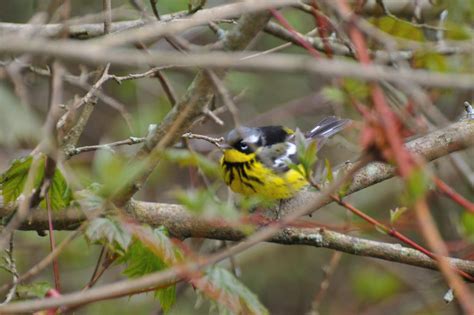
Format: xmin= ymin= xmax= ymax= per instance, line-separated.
xmin=74 ymin=184 xmax=105 ymax=213
xmin=156 ymin=285 xmax=176 ymax=312
xmin=1 ymin=155 xmax=72 ymax=211
xmin=39 ymin=168 xmax=73 ymax=211
xmin=85 ymin=217 xmax=131 ymax=254
xmin=131 ymin=226 xmax=182 ymax=265
xmin=390 ymin=207 xmax=408 ymax=225
xmin=16 ymin=281 xmax=52 ymax=298
xmin=0 ymin=155 xmax=45 ymax=205
xmin=195 ymin=267 xmax=269 ymax=315
xmin=117 ymin=227 xmax=180 ymax=313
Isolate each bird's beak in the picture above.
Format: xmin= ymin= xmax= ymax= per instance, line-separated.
xmin=220 ymin=143 xmax=231 ymax=150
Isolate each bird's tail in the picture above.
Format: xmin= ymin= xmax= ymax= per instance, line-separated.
xmin=305 ymin=116 xmax=350 ymax=139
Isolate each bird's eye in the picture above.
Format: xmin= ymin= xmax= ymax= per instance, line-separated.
xmin=240 ymin=142 xmax=248 ymax=150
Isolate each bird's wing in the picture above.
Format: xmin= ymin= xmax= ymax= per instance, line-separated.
xmin=256 ymin=142 xmax=299 ymax=173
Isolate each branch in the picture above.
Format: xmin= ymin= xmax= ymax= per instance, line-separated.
xmin=1 ymin=206 xmax=474 ymax=314
xmin=1 ymin=121 xmax=473 ymax=274
xmin=111 ymin=11 xmax=273 ymax=207
xmin=1 ymin=41 xmax=473 ymax=90
xmin=2 ymin=157 xmax=474 ymax=314
xmin=2 ymin=119 xmax=473 ymax=226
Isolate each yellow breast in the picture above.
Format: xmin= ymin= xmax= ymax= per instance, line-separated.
xmin=220 ymin=149 xmax=307 ymax=200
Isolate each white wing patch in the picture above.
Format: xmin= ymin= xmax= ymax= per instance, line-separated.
xmin=273 ymin=143 xmax=297 ymax=169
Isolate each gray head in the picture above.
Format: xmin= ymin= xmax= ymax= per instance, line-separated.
xmin=224 ymin=126 xmax=262 ymax=153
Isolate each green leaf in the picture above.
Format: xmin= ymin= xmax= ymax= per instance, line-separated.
xmin=325 ymin=159 xmax=334 ymax=183
xmin=292 ymin=129 xmax=318 ymax=179
xmin=0 ymin=155 xmax=45 ymax=205
xmin=1 ymin=155 xmax=72 ymax=211
xmin=93 ymin=150 xmax=147 ymax=198
xmin=117 ymin=227 xmax=180 ymax=313
xmin=443 ymin=21 xmax=472 ymax=40
xmin=85 ymin=217 xmax=132 ymax=254
xmin=16 ymin=281 xmax=52 ymax=298
xmin=74 ymin=184 xmax=105 ymax=213
xmin=352 ymin=267 xmax=402 ymax=302
xmin=438 ymin=0 xmax=474 ymax=26
xmin=375 ymin=225 xmax=388 ymax=235
xmin=39 ymin=168 xmax=73 ymax=211
xmin=413 ymin=52 xmax=448 ymax=72
xmin=164 ymin=149 xmax=220 ymax=179
xmin=188 ymin=0 xmax=207 ymax=13
xmin=461 ymin=212 xmax=474 ymax=238
xmin=156 ymin=285 xmax=176 ymax=313
xmin=403 ymin=169 xmax=430 ymax=205
xmin=322 ymin=87 xmax=346 ymax=105
xmin=0 ymin=83 xmax=41 ymax=147
xmin=390 ymin=207 xmax=408 ymax=225
xmin=197 ymin=267 xmax=269 ymax=315
xmin=370 ymin=16 xmax=424 ymax=42
xmin=175 ymin=189 xmax=238 ymax=219
xmin=342 ymin=79 xmax=370 ymax=102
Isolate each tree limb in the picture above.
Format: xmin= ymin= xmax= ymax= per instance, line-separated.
xmin=0 ymin=120 xmax=472 ymax=275
xmin=1 ymin=41 xmax=473 ymax=90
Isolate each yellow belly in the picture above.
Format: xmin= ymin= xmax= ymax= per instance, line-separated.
xmin=220 ymin=151 xmax=307 ymax=200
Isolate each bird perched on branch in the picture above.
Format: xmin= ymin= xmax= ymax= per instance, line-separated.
xmin=220 ymin=116 xmax=349 ymax=200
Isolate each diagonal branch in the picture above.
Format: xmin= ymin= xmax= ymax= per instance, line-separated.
xmin=111 ymin=11 xmax=272 ymax=207
xmin=2 ymin=119 xmax=473 ymax=230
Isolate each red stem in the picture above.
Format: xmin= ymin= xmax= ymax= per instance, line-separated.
xmin=46 ymin=195 xmax=61 ymax=292
xmin=434 ymin=177 xmax=474 ymax=213
xmin=269 ymin=8 xmax=321 ymax=58
xmin=326 ymin=186 xmax=474 ymax=281
xmin=310 ymin=1 xmax=333 ymax=58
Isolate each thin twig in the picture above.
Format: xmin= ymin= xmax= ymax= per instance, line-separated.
xmin=205 ymin=70 xmax=240 ymax=126
xmin=182 ymin=132 xmax=224 ymax=150
xmin=309 ymin=251 xmax=342 ymax=314
xmin=0 ymin=157 xmax=367 ymax=313
xmin=61 ymin=63 xmax=111 ymax=150
xmin=375 ymin=0 xmax=446 ymax=31
xmin=433 ymin=177 xmax=474 ymax=213
xmin=46 ymin=193 xmax=61 ymax=292
xmin=0 ymin=155 xmax=43 ymax=251
xmin=1 ymin=41 xmax=473 ymax=90
xmin=335 ymin=0 xmax=474 ymax=312
xmin=108 ymin=65 xmax=176 ymax=83
xmin=0 ymin=234 xmax=18 ymax=305
xmin=0 ymin=226 xmax=84 ymax=296
xmin=66 ymin=137 xmax=145 ymax=158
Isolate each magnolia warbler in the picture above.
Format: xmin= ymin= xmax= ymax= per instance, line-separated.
xmin=220 ymin=116 xmax=349 ymax=200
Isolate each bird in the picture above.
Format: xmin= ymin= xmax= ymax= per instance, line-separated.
xmin=220 ymin=116 xmax=350 ymax=200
